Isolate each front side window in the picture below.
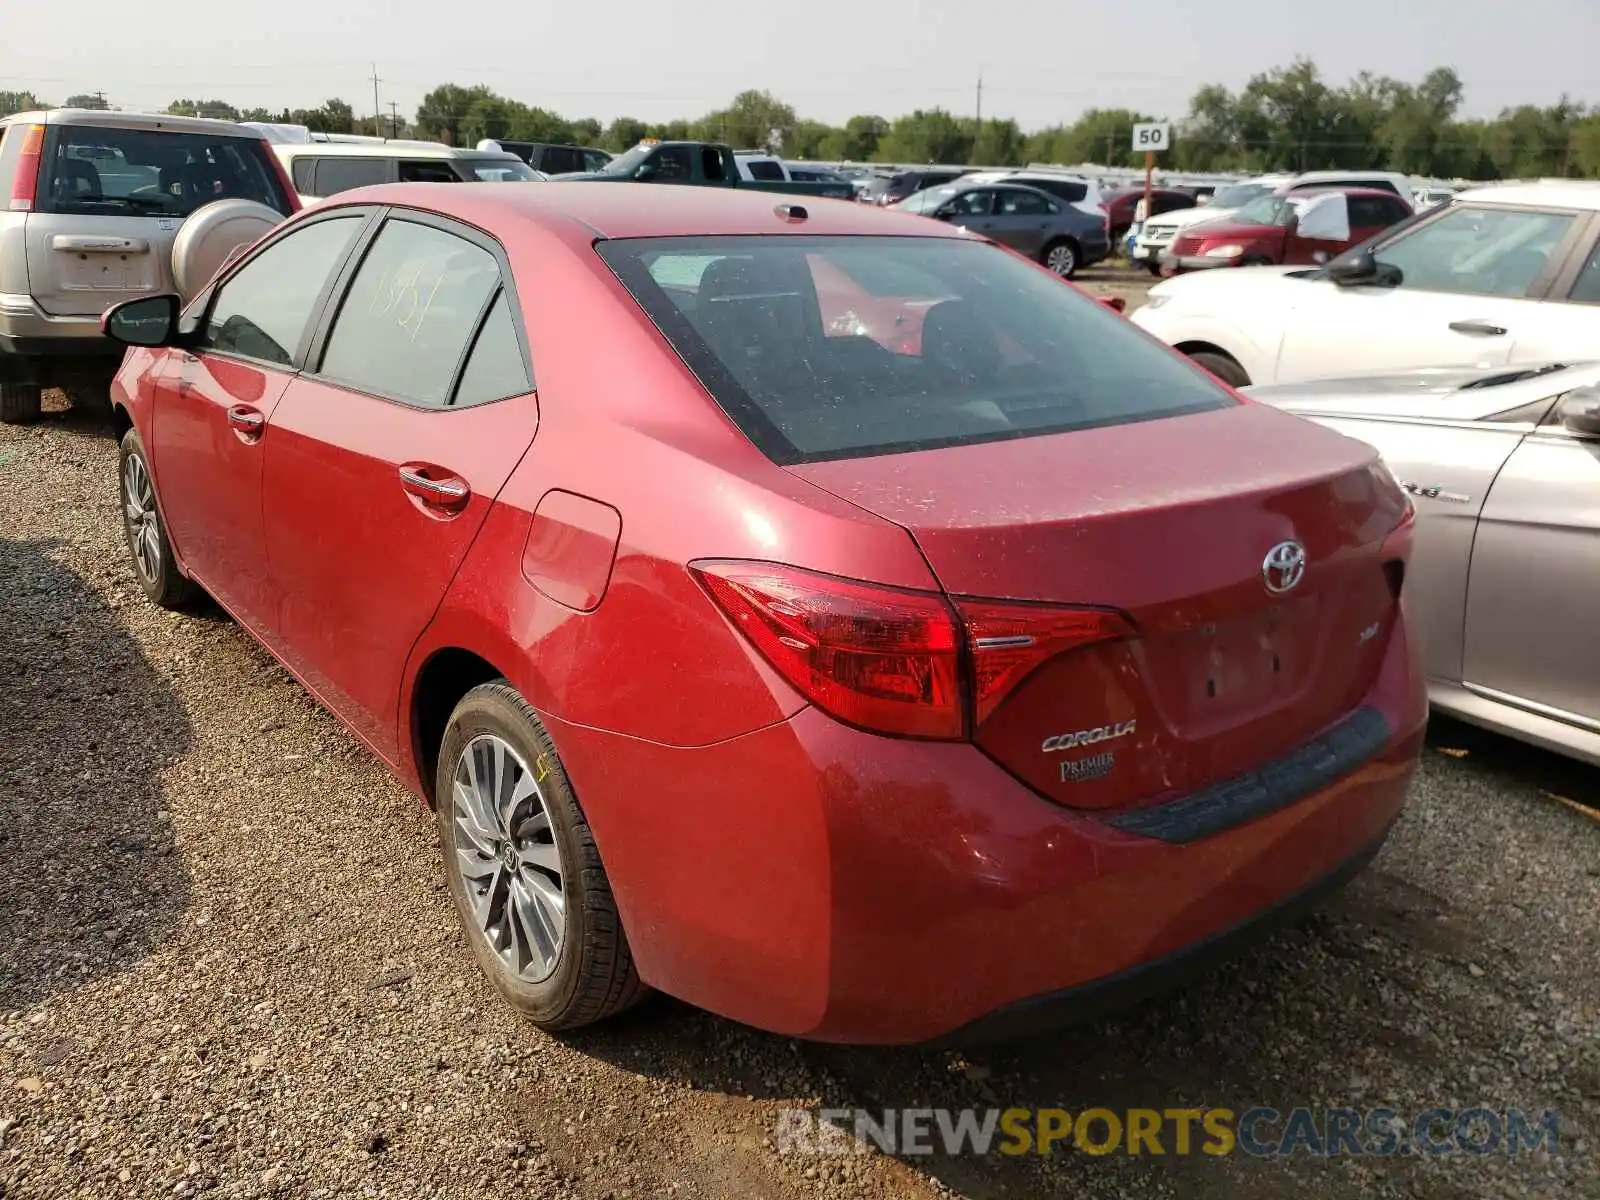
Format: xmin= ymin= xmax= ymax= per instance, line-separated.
xmin=653 ymin=147 xmax=691 ymax=181
xmin=599 ymin=234 xmax=1233 ymax=463
xmin=1211 ymin=183 xmax=1271 ymax=209
xmin=201 ymin=215 xmax=364 ymax=365
xmin=315 ymin=157 xmax=390 ymax=196
xmin=317 ymin=219 xmax=502 ymax=407
xmin=398 ymin=160 xmax=458 ymax=183
xmin=1374 ymin=205 xmax=1577 ymax=297
xmin=1236 ymin=195 xmax=1299 ymax=227
xmin=944 ymin=190 xmax=992 ymax=217
xmin=466 ymin=158 xmax=541 ymax=182
xmin=38 ymin=125 xmax=291 ymax=217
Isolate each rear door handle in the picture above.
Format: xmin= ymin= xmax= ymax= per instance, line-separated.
xmin=1448 ymin=320 xmax=1507 ymax=337
xmin=399 ymin=463 xmax=471 ymax=512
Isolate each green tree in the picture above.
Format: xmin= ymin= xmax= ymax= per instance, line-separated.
xmin=415 ymin=84 xmax=492 ymax=145
xmin=64 ymin=92 xmax=108 ymax=110
xmin=1571 ymin=112 xmax=1600 ymax=178
xmin=0 ymin=91 xmax=45 ymax=117
xmin=168 ymin=98 xmax=242 ymax=121
xmin=876 ymin=108 xmax=969 ymax=163
xmin=568 ymin=118 xmax=602 ymax=145
xmin=698 ymin=89 xmax=797 ymax=151
xmin=603 ymin=117 xmax=649 ymax=151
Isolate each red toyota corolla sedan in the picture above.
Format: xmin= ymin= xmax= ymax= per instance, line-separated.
xmin=102 ymin=183 xmax=1425 ymax=1044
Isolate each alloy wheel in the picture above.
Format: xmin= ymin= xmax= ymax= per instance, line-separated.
xmin=1046 ymin=244 xmax=1077 ymax=276
xmin=451 ymin=734 xmax=567 ymax=983
xmin=122 ymin=454 xmax=162 ymax=583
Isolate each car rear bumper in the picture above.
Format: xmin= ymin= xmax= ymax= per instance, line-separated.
xmin=544 ymin=614 xmax=1425 ymax=1044
xmin=0 ymin=293 xmax=121 ymax=365
xmin=1161 ymin=254 xmax=1239 ymax=275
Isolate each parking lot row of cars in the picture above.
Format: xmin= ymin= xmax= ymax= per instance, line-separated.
xmin=1 ymin=100 xmax=1595 ymax=1048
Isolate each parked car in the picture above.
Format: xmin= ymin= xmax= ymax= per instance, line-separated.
xmin=476 ymin=140 xmax=611 ymax=175
xmin=98 ymin=182 xmax=1423 ymax=1044
xmin=1103 ymin=185 xmax=1196 ymax=242
xmin=960 ymin=170 xmax=1109 ymax=220
xmin=785 ymin=164 xmax=850 ymax=185
xmin=276 ymin=140 xmax=544 ymax=205
xmin=1133 ymin=171 xmax=1415 ymax=275
xmin=893 ymin=180 xmax=1110 ymax=277
xmin=1161 ymin=188 xmax=1413 ymax=276
xmin=1251 ymin=360 xmax=1600 ymax=765
xmin=1131 ymin=181 xmax=1600 ymax=387
xmin=1413 ymin=185 xmax=1459 ymax=211
xmin=0 ymin=108 xmax=299 ymax=424
xmin=562 ymin=141 xmax=855 ymax=200
xmin=860 ymin=167 xmax=971 ymax=206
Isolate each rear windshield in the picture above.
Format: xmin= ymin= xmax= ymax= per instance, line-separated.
xmin=38 ymin=124 xmax=291 ymax=217
xmin=598 ymin=235 xmax=1233 ymax=463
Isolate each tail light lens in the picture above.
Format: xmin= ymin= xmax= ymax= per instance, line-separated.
xmin=8 ymin=124 xmax=45 ymax=212
xmin=956 ymin=599 xmax=1134 ymax=725
xmin=691 ymin=560 xmax=1134 ymax=740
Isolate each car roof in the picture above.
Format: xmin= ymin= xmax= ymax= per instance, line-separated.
xmin=326 ymin=181 xmax=975 ymax=240
xmin=1277 ymin=186 xmax=1409 ymax=201
xmin=275 ymin=141 xmax=520 ymax=162
xmin=1454 ymin=180 xmax=1600 ymax=210
xmin=1 ymin=108 xmax=262 ymax=137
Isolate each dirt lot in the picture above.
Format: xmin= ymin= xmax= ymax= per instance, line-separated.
xmin=2 ymin=375 xmax=1598 ymax=1200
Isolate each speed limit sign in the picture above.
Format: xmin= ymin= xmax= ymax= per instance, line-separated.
xmin=1132 ymin=122 xmax=1171 ymax=152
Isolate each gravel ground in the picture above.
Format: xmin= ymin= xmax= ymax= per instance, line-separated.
xmin=2 ymin=379 xmax=1598 ymax=1200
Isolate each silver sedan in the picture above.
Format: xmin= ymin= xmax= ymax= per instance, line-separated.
xmin=1250 ymin=361 xmax=1600 ymax=766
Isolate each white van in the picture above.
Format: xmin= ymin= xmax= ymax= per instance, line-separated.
xmin=255 ymin=127 xmax=545 ymax=205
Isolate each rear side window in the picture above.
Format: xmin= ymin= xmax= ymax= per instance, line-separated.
xmin=454 ymin=292 xmax=532 ymax=405
xmin=290 ymin=158 xmax=315 ymax=193
xmin=398 ymin=160 xmax=459 ymax=183
xmin=541 ymin=147 xmax=583 ymax=174
xmin=202 ymin=215 xmax=364 ymax=365
xmin=599 ymin=235 xmax=1232 ymax=463
xmin=318 ymin=219 xmax=503 ymax=407
xmin=315 ymin=157 xmax=390 ymax=195
xmin=37 ymin=124 xmax=292 ymax=217
xmin=745 ymin=160 xmax=784 ymax=181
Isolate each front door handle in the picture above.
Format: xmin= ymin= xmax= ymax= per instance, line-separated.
xmin=399 ymin=463 xmax=471 ymax=512
xmin=1448 ymin=319 xmax=1508 ymax=337
xmin=226 ymin=404 xmax=264 ymax=442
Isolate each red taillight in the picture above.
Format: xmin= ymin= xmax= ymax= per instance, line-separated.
xmin=9 ymin=124 xmax=44 ymax=212
xmin=259 ymin=139 xmax=302 ymax=212
xmin=691 ymin=561 xmax=963 ymax=738
xmin=692 ymin=560 xmax=1135 ymax=740
xmin=956 ymin=599 xmax=1134 ymax=725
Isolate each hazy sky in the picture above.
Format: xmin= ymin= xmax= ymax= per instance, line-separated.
xmin=5 ymin=0 xmax=1597 ymax=130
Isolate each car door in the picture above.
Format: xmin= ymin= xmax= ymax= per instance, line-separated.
xmin=1272 ymin=203 xmax=1589 ymax=385
xmin=258 ymin=212 xmax=538 ymax=761
xmin=939 ymin=189 xmax=997 ymax=236
xmin=987 ymin=188 xmax=1056 ymax=257
xmin=153 ymin=210 xmax=371 ymax=633
xmin=1460 ymin=404 xmax=1600 ymax=727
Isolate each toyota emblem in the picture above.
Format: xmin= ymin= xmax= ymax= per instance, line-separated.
xmin=1262 ymin=540 xmax=1308 ymax=594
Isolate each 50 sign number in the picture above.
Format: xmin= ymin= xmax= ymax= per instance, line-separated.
xmin=1132 ymin=122 xmax=1171 ymax=153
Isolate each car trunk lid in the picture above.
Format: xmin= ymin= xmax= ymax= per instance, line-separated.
xmin=786 ymin=403 xmax=1408 ymax=811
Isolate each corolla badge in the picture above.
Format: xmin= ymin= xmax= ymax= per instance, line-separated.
xmin=1041 ymin=720 xmax=1137 ymax=754
xmin=1261 ymin=540 xmax=1308 ymax=595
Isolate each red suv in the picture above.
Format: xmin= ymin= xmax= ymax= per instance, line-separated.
xmin=101 ymin=184 xmax=1425 ymax=1043
xmin=1164 ymin=187 xmax=1414 ymax=276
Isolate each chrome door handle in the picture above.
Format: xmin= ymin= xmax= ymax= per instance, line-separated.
xmin=398 ymin=465 xmax=470 ymax=505
xmin=1448 ymin=320 xmax=1507 ymax=336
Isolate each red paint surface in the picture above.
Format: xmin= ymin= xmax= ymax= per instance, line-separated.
xmin=116 ymin=184 xmax=1426 ymax=1042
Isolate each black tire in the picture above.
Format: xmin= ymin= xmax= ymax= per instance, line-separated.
xmin=1041 ymin=238 xmax=1080 ymax=279
xmin=118 ymin=428 xmax=198 ymax=609
xmin=0 ymin=382 xmax=42 ymax=425
xmin=436 ymin=682 xmax=647 ymax=1031
xmin=1239 ymin=255 xmax=1273 ymax=268
xmin=1188 ymin=350 xmax=1251 ymax=388
xmin=1144 ymin=262 xmax=1162 ymax=277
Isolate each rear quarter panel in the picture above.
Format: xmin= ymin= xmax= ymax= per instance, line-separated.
xmin=1290 ymin=414 xmax=1524 ymax=682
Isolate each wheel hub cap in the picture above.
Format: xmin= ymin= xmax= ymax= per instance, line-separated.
xmin=451 ymin=734 xmax=567 ymax=983
xmin=122 ymin=455 xmax=161 ymax=583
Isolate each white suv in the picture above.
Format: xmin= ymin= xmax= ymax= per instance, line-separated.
xmin=0 ymin=109 xmax=296 ymax=422
xmin=1131 ymin=181 xmax=1600 ymax=388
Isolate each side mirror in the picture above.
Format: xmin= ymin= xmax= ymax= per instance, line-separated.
xmin=1296 ymin=193 xmax=1350 ymax=243
xmin=1558 ymin=386 xmax=1600 ymax=436
xmin=103 ymin=294 xmax=180 ymax=347
xmin=1098 ymin=295 xmax=1127 ymax=314
xmin=1327 ymin=249 xmax=1379 ymax=288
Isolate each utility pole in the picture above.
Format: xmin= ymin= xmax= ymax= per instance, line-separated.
xmin=370 ymin=65 xmax=381 ymax=137
xmin=973 ymin=69 xmax=983 ymax=164
xmin=388 ymin=101 xmax=399 ymax=140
